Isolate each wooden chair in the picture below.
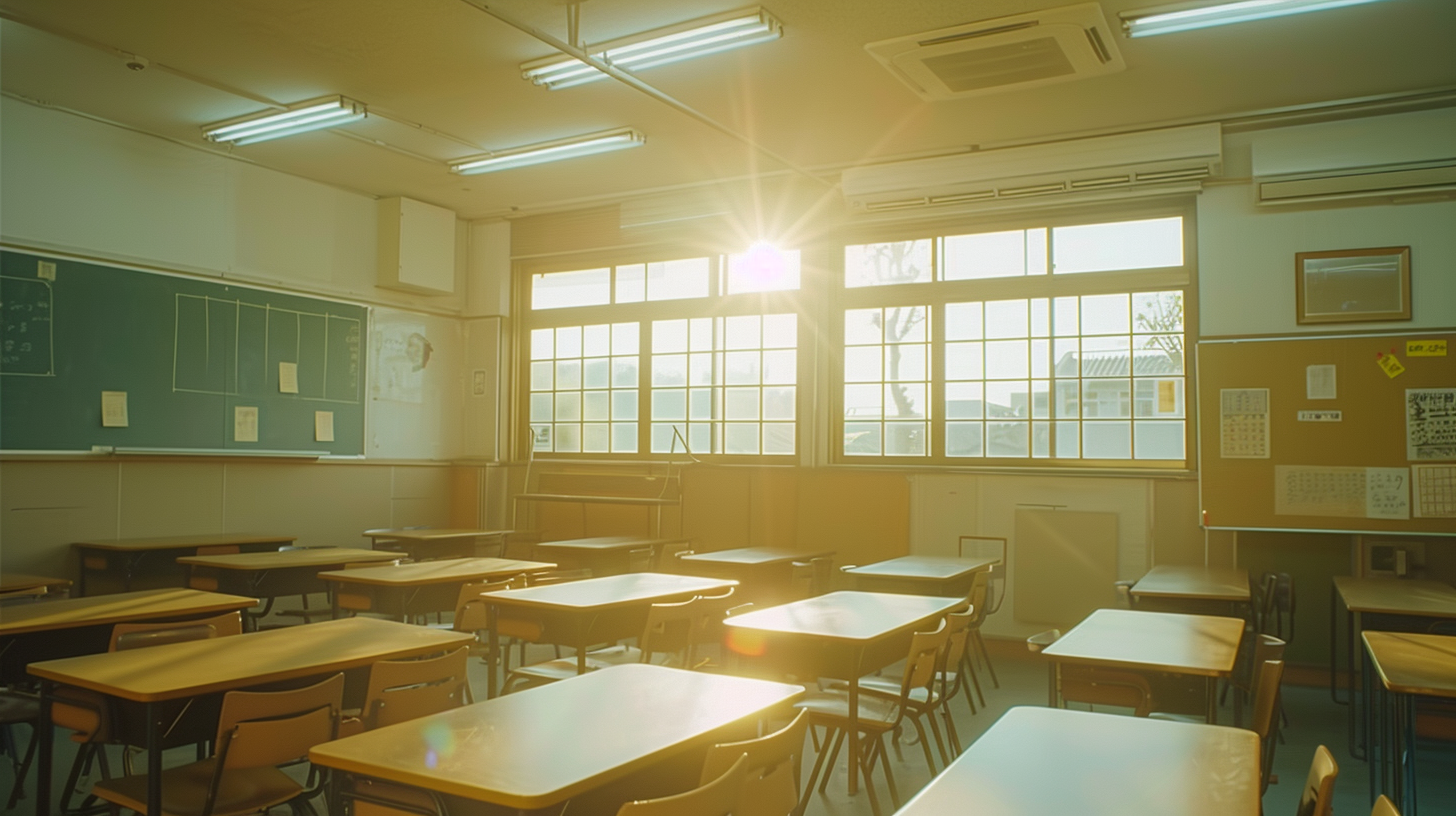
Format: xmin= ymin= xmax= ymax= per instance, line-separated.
xmin=1371 ymin=795 xmax=1401 ymax=816
xmin=91 ymin=673 xmax=344 ymax=816
xmin=362 ymin=646 xmax=472 ymax=728
xmin=0 ymin=689 xmax=41 ymax=809
xmin=616 ymin=753 xmax=748 ymax=816
xmin=699 ymin=710 xmax=809 ymax=816
xmin=1113 ymin=579 xmax=1137 ymax=609
xmin=796 ymin=619 xmax=948 ymax=816
xmin=1251 ymin=659 xmax=1286 ymax=793
xmin=965 ymin=570 xmax=999 ymax=690
xmin=1295 ymin=745 xmax=1338 ymax=816
xmin=53 ymin=611 xmax=244 ymax=814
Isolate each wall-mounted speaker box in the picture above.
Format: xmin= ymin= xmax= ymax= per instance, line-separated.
xmin=378 ymin=196 xmax=457 ymax=295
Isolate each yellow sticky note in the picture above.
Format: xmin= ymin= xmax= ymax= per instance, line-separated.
xmin=1157 ymin=380 xmax=1177 ymax=413
xmin=1377 ymin=354 xmax=1405 ymax=379
xmin=1407 ymin=340 xmax=1448 ymax=357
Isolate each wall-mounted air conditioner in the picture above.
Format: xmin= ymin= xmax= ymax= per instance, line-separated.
xmin=840 ymin=123 xmax=1222 ymax=214
xmin=1252 ymin=107 xmax=1456 ymax=207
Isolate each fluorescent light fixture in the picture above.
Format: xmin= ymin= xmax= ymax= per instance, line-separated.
xmin=202 ymin=95 xmax=366 ymax=145
xmin=521 ymin=7 xmax=783 ymax=90
xmin=1121 ymin=0 xmax=1390 ymax=37
xmin=448 ymin=128 xmax=646 ymax=175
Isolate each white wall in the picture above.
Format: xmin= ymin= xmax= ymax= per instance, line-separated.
xmin=1199 ymin=115 xmax=1456 ymax=337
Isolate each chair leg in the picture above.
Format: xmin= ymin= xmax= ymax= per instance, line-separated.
xmin=797 ymin=725 xmax=839 ymax=816
xmin=873 ymin=733 xmax=900 ymax=811
xmin=817 ymin=730 xmax=846 ymax=794
xmin=974 ymin=630 xmax=1000 ymax=689
xmin=857 ymin=738 xmax=882 ymax=816
xmin=962 ymin=652 xmax=986 ymax=708
xmin=910 ymin=715 xmax=939 ymax=774
xmin=4 ymin=723 xmax=39 ymax=809
xmin=941 ymin=698 xmax=963 ymax=755
xmin=921 ymin=708 xmax=950 ymax=768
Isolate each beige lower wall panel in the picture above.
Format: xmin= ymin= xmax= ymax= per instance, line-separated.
xmin=1152 ymin=478 xmax=1205 ymax=566
xmin=749 ymin=468 xmax=799 ymax=551
xmin=0 ymin=461 xmax=121 ymax=576
xmin=118 ymin=461 xmax=224 ymax=538
xmin=1014 ymin=508 xmax=1119 ymax=629
xmin=683 ymin=466 xmax=753 ymax=551
xmin=795 ymin=470 xmax=909 ymax=568
xmin=222 ymin=462 xmax=402 ymax=548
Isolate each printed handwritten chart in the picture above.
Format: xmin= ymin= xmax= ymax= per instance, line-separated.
xmin=1220 ymin=388 xmax=1270 ymax=458
xmin=1406 ymin=388 xmax=1456 ymax=461
xmin=1274 ymin=465 xmax=1410 ymax=520
xmin=1414 ymin=464 xmax=1456 ymax=518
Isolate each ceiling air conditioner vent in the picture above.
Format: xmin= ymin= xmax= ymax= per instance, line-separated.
xmin=1256 ymin=160 xmax=1456 ymax=206
xmin=865 ymin=3 xmax=1124 ymax=101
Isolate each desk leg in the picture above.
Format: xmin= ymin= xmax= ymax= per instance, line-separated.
xmin=1329 ymin=583 xmax=1348 ymax=706
xmin=486 ymin=607 xmax=500 ymax=699
xmin=1207 ymin=677 xmax=1216 ymax=725
xmin=847 ymin=676 xmax=860 ymax=796
xmin=145 ymin=701 xmax=162 ymax=816
xmin=36 ymin=679 xmax=52 ymax=815
xmin=1349 ymin=610 xmax=1366 ymax=761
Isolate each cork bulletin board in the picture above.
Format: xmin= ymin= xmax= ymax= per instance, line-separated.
xmin=1196 ymin=331 xmax=1456 ymax=535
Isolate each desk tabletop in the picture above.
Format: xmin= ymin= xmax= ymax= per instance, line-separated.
xmin=845 ymin=555 xmax=997 ymax=581
xmin=70 ymin=533 xmax=296 ymax=552
xmin=362 ymin=528 xmax=512 ymax=542
xmin=319 ymin=557 xmax=557 ymax=587
xmin=176 ymin=547 xmax=401 ymax=570
xmin=896 ymin=706 xmax=1259 ymax=816
xmin=310 ymin=664 xmax=802 ymax=809
xmin=1131 ymin=565 xmax=1250 ymax=602
xmin=515 ymin=493 xmax=678 ymax=506
xmin=678 ymin=547 xmax=833 ymax=566
xmin=0 ymin=588 xmax=257 ymax=636
xmin=1042 ymin=608 xmax=1244 ymax=677
xmin=1363 ymin=631 xmax=1456 ymax=699
xmin=0 ymin=573 xmax=72 ymax=594
xmin=533 ymin=536 xmax=685 ymax=553
xmin=480 ymin=573 xmax=736 ymax=611
xmin=1334 ymin=576 xmax=1456 ymax=618
xmin=723 ymin=591 xmax=963 ymax=643
xmin=28 ymin=617 xmax=472 ymax=702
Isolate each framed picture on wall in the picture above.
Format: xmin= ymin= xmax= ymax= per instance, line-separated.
xmin=1295 ymin=246 xmax=1411 ymax=324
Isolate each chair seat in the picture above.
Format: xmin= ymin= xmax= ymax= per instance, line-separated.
xmin=794 ymin=689 xmax=900 ymax=733
xmin=825 ymin=677 xmax=939 ymax=708
xmin=91 ymin=758 xmax=303 ymax=816
xmin=0 ymin=692 xmax=40 ymax=725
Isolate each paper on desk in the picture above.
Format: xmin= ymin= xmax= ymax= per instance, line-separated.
xmin=101 ymin=391 xmax=129 ymax=427
xmin=315 ymin=410 xmax=334 ymax=442
xmin=279 ymin=362 xmax=299 ymax=394
xmin=234 ymin=406 xmax=258 ymax=442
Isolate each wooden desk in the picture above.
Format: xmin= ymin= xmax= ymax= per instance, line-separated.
xmin=723 ymin=591 xmax=963 ymax=795
xmin=532 ymin=536 xmax=687 ymax=576
xmin=479 ymin=572 xmax=737 ymax=697
xmin=0 ymin=572 xmax=72 ymax=598
xmin=674 ymin=547 xmax=834 ymax=603
xmin=177 ymin=547 xmax=401 ymax=623
xmin=362 ymin=527 xmax=513 ymax=561
xmin=1130 ymin=565 xmax=1250 ymax=616
xmin=1330 ymin=577 xmax=1456 ymax=759
xmin=311 ymin=664 xmax=802 ymax=812
xmin=844 ymin=555 xmax=996 ymax=597
xmin=1042 ymin=608 xmax=1244 ymax=722
xmin=71 ymin=533 xmax=295 ymax=595
xmin=29 ymin=616 xmax=472 ymax=816
xmin=896 ymin=706 xmax=1260 ymax=816
xmin=0 ymin=588 xmax=258 ymax=684
xmin=318 ymin=557 xmax=557 ymax=621
xmin=1363 ymin=631 xmax=1456 ymax=816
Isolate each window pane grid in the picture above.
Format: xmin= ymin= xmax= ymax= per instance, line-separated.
xmin=530 ymin=322 xmax=639 ymax=454
xmin=651 ymin=314 xmax=797 ymax=456
xmin=844 ymin=306 xmax=930 ymax=457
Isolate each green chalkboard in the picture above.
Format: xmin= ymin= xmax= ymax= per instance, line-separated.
xmin=0 ymin=250 xmax=367 ymax=455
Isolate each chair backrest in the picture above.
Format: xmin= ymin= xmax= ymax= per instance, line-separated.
xmin=1296 ymin=745 xmax=1338 ymax=816
xmin=362 ymin=647 xmax=471 ymax=730
xmin=637 ymin=597 xmax=705 ymax=665
xmin=627 ymin=545 xmax=656 ymax=573
xmin=983 ymin=563 xmax=1006 ymax=614
xmin=895 ymin=619 xmax=950 ymax=709
xmin=617 ymin=753 xmax=748 ymax=816
xmin=699 ymin=710 xmax=808 ymax=816
xmin=528 ymin=568 xmax=594 ymax=585
xmin=109 ymin=610 xmax=243 ymax=652
xmin=942 ymin=607 xmax=975 ymax=688
xmin=656 ymin=541 xmax=694 ymax=571
xmin=214 ymin=672 xmax=344 ymax=771
xmin=1251 ymin=659 xmax=1285 ymax=741
xmin=1261 ymin=571 xmax=1296 ymax=642
xmin=967 ymin=570 xmax=990 ymax=625
xmin=1370 ymin=795 xmax=1401 ymax=816
xmin=1060 ymin=666 xmax=1155 ymax=717
xmin=453 ymin=575 xmax=528 ymax=633
xmin=1025 ymin=628 xmax=1061 ymax=653
xmin=1113 ymin=579 xmax=1136 ymax=609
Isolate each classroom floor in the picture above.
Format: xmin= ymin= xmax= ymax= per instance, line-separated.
xmin=4 ymin=634 xmax=1453 ymax=816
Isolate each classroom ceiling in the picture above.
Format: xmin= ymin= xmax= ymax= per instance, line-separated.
xmin=2 ymin=0 xmax=1454 ymax=223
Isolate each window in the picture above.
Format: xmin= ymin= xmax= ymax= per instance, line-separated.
xmin=836 ymin=211 xmax=1192 ymax=466
xmin=522 ymin=249 xmax=801 ymax=459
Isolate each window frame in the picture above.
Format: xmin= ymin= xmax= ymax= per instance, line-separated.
xmin=828 ymin=199 xmax=1198 ymax=469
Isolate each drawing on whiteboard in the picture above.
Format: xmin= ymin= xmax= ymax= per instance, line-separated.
xmin=1406 ymin=388 xmax=1456 ymax=461
xmin=1220 ymin=388 xmax=1270 ymax=458
xmin=372 ymin=322 xmax=428 ymax=404
xmin=1413 ymin=464 xmax=1456 ymax=518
